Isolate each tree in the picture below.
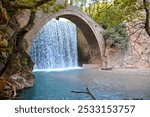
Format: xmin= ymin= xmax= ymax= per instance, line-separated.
xmin=100 ymin=0 xmax=149 ymax=37
xmin=108 ymin=0 xmax=150 ymax=37
xmin=70 ymin=0 xmax=87 ymax=8
xmin=82 ymin=0 xmax=150 ymax=67
xmin=0 ymin=0 xmax=67 ymax=99
xmin=143 ymin=0 xmax=150 ymax=36
xmin=77 ymin=0 xmax=149 ymax=38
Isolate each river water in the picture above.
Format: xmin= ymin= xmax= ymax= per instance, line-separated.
xmin=27 ymin=20 xmax=150 ymax=100
xmin=20 ymin=69 xmax=150 ymax=100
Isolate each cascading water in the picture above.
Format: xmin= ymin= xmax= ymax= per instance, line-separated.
xmin=30 ymin=20 xmax=78 ymax=69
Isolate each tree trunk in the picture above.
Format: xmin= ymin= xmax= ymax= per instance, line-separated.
xmin=143 ymin=0 xmax=150 ymax=37
xmin=0 ymin=10 xmax=36 ymax=99
xmin=1 ymin=10 xmax=36 ymax=77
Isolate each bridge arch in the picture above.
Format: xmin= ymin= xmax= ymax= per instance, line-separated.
xmin=25 ymin=5 xmax=105 ymax=66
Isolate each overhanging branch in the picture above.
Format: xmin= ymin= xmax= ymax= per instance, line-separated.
xmin=4 ymin=0 xmax=56 ymax=9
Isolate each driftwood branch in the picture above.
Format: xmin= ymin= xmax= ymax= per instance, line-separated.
xmin=71 ymin=91 xmax=88 ymax=94
xmin=71 ymin=87 xmax=96 ymax=100
xmin=86 ymin=88 xmax=96 ymax=100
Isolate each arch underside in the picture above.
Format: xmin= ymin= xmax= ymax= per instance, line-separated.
xmin=26 ymin=7 xmax=104 ymax=66
xmin=60 ymin=15 xmax=102 ymax=64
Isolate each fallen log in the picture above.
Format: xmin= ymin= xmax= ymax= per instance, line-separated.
xmin=71 ymin=87 xmax=96 ymax=100
xmin=71 ymin=91 xmax=88 ymax=94
xmin=101 ymin=67 xmax=113 ymax=70
xmin=86 ymin=88 xmax=96 ymax=100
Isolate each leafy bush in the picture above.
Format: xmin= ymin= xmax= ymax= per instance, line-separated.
xmin=104 ymin=24 xmax=128 ymax=49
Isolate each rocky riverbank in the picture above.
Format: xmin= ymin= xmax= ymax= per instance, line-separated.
xmin=0 ymin=3 xmax=35 ymax=99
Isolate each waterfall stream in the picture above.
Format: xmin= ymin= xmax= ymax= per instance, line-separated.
xmin=30 ymin=20 xmax=78 ymax=69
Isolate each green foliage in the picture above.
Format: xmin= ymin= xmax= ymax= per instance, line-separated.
xmin=71 ymin=0 xmax=87 ymax=8
xmin=83 ymin=0 xmax=144 ymax=28
xmin=1 ymin=0 xmax=67 ymax=14
xmin=22 ymin=58 xmax=27 ymax=66
xmin=39 ymin=0 xmax=56 ymax=13
xmin=81 ymin=0 xmax=130 ymax=49
xmin=113 ymin=0 xmax=145 ymax=22
xmin=6 ymin=47 xmax=12 ymax=55
xmin=87 ymin=2 xmax=119 ymax=28
xmin=105 ymin=24 xmax=128 ymax=49
xmin=16 ymin=0 xmax=35 ymax=5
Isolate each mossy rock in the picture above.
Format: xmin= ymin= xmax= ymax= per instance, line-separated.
xmin=0 ymin=79 xmax=16 ymax=100
xmin=0 ymin=38 xmax=8 ymax=47
xmin=0 ymin=7 xmax=9 ymax=25
xmin=22 ymin=38 xmax=29 ymax=51
xmin=0 ymin=51 xmax=7 ymax=64
xmin=0 ymin=32 xmax=8 ymax=48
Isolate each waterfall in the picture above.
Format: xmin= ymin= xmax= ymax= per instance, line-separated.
xmin=30 ymin=20 xmax=78 ymax=69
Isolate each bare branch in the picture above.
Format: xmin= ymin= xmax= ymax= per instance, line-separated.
xmin=71 ymin=88 xmax=96 ymax=100
xmin=129 ymin=42 xmax=150 ymax=63
xmin=86 ymin=88 xmax=96 ymax=100
xmin=128 ymin=26 xmax=144 ymax=37
xmin=133 ymin=28 xmax=144 ymax=43
xmin=127 ymin=22 xmax=144 ymax=31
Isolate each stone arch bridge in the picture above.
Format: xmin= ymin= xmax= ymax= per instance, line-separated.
xmin=25 ymin=1 xmax=105 ymax=66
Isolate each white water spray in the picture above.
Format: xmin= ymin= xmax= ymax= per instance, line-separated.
xmin=30 ymin=20 xmax=78 ymax=69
